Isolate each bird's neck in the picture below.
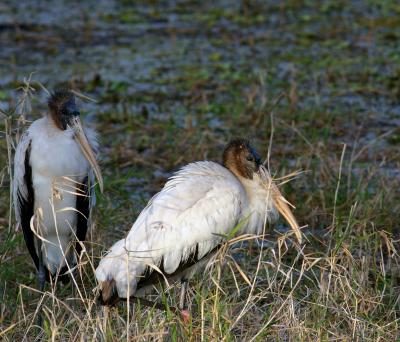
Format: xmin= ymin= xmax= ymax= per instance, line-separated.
xmin=239 ymin=173 xmax=279 ymax=230
xmin=238 ymin=173 xmax=264 ymax=198
xmin=47 ymin=112 xmax=65 ymax=131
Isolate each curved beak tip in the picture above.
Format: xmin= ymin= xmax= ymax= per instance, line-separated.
xmin=272 ymin=186 xmax=303 ymax=244
xmin=98 ymin=179 xmax=104 ymax=193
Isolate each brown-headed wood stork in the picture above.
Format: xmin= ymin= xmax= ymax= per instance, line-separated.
xmin=13 ymin=90 xmax=103 ymax=292
xmin=95 ymin=139 xmax=301 ymax=317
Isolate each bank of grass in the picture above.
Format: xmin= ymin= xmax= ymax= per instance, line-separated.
xmin=1 ymin=1 xmax=400 ymax=339
xmin=0 ymin=76 xmax=398 ymax=341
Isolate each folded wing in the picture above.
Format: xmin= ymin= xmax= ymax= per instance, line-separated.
xmin=13 ymin=131 xmax=38 ymax=269
xmin=96 ymin=161 xmax=246 ymax=298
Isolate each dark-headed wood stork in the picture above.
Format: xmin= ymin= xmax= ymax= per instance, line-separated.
xmin=95 ymin=139 xmax=301 ymax=317
xmin=13 ymin=90 xmax=103 ymax=292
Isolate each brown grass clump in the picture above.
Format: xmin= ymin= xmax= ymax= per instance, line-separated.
xmin=0 ymin=76 xmax=399 ymax=341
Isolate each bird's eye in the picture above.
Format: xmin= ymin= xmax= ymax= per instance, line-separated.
xmin=246 ymin=155 xmax=254 ymax=162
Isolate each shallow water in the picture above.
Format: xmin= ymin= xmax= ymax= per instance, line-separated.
xmin=1 ymin=0 xmax=399 ymax=206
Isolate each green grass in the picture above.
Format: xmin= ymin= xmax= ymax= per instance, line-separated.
xmin=1 ymin=1 xmax=400 ymax=340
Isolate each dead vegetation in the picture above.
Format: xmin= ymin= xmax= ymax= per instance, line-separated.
xmin=1 ymin=1 xmax=400 ymax=340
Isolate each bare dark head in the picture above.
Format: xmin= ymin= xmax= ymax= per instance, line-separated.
xmin=47 ymin=89 xmax=104 ymax=192
xmin=223 ymin=139 xmax=262 ymax=179
xmin=48 ymin=90 xmax=79 ymax=130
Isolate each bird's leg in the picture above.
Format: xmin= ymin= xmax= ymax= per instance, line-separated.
xmin=179 ymin=279 xmax=190 ymax=323
xmin=179 ymin=279 xmax=188 ymax=310
xmin=37 ymin=239 xmax=46 ymax=327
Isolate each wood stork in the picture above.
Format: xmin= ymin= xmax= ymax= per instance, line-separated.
xmin=13 ymin=90 xmax=103 ymax=292
xmin=95 ymin=139 xmax=301 ymax=316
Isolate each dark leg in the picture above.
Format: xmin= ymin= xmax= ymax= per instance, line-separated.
xmin=179 ymin=279 xmax=190 ymax=323
xmin=37 ymin=240 xmax=46 ymax=327
xmin=179 ymin=279 xmax=188 ymax=310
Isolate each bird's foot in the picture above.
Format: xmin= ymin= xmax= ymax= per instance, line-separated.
xmin=180 ymin=309 xmax=191 ymax=324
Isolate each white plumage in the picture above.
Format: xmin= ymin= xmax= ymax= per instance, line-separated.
xmin=95 ymin=139 xmax=299 ymax=307
xmin=14 ymin=117 xmax=97 ymax=274
xmin=13 ymin=90 xmax=102 ymax=287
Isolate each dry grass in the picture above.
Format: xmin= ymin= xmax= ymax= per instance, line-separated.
xmin=0 ymin=76 xmax=399 ymax=341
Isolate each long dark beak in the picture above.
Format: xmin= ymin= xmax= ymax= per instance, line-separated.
xmin=271 ymin=182 xmax=302 ymax=243
xmin=70 ymin=116 xmax=104 ymax=192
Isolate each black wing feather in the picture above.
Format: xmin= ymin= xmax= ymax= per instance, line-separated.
xmin=75 ymin=176 xmax=90 ymax=257
xmin=136 ymin=243 xmax=220 ymax=291
xmin=18 ymin=142 xmax=40 ymax=270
